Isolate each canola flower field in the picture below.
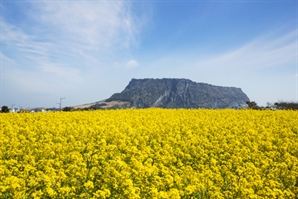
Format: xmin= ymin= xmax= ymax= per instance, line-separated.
xmin=0 ymin=109 xmax=298 ymax=199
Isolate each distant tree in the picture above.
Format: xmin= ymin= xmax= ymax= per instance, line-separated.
xmin=265 ymin=102 xmax=273 ymax=109
xmin=246 ymin=101 xmax=259 ymax=109
xmin=1 ymin=106 xmax=10 ymax=113
xmin=62 ymin=107 xmax=73 ymax=112
xmin=18 ymin=109 xmax=29 ymax=113
xmin=274 ymin=101 xmax=298 ymax=110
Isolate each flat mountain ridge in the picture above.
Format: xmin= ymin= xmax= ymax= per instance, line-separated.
xmin=91 ymin=78 xmax=249 ymax=109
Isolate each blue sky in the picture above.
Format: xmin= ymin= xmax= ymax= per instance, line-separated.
xmin=0 ymin=0 xmax=297 ymax=108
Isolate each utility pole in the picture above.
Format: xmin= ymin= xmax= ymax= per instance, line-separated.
xmin=59 ymin=98 xmax=65 ymax=111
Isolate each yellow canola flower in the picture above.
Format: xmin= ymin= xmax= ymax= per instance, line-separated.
xmin=0 ymin=109 xmax=297 ymax=198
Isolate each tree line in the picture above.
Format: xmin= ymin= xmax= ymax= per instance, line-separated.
xmin=246 ymin=101 xmax=298 ymax=110
xmin=1 ymin=101 xmax=298 ymax=113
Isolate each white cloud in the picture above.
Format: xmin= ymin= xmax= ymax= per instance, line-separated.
xmin=194 ymin=30 xmax=296 ymax=72
xmin=1 ymin=19 xmax=82 ymax=80
xmin=0 ymin=20 xmax=50 ymax=59
xmin=125 ymin=60 xmax=139 ymax=69
xmin=0 ymin=52 xmax=15 ymax=64
xmin=31 ymin=1 xmax=141 ymax=50
xmin=0 ymin=1 xmax=148 ymax=107
xmin=1 ymin=1 xmax=146 ymax=70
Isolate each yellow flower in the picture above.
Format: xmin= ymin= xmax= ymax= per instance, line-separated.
xmin=0 ymin=109 xmax=297 ymax=197
xmin=84 ymin=181 xmax=94 ymax=190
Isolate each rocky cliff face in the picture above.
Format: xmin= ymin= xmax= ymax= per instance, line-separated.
xmin=104 ymin=78 xmax=249 ymax=108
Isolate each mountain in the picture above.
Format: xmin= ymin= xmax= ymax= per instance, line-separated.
xmin=91 ymin=78 xmax=249 ymax=109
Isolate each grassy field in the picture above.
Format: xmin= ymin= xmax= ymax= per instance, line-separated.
xmin=1 ymin=109 xmax=297 ymax=198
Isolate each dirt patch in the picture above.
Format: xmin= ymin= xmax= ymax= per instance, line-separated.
xmin=72 ymin=100 xmax=129 ymax=109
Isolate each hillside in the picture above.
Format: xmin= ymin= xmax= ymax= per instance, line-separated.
xmin=91 ymin=78 xmax=249 ymax=109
